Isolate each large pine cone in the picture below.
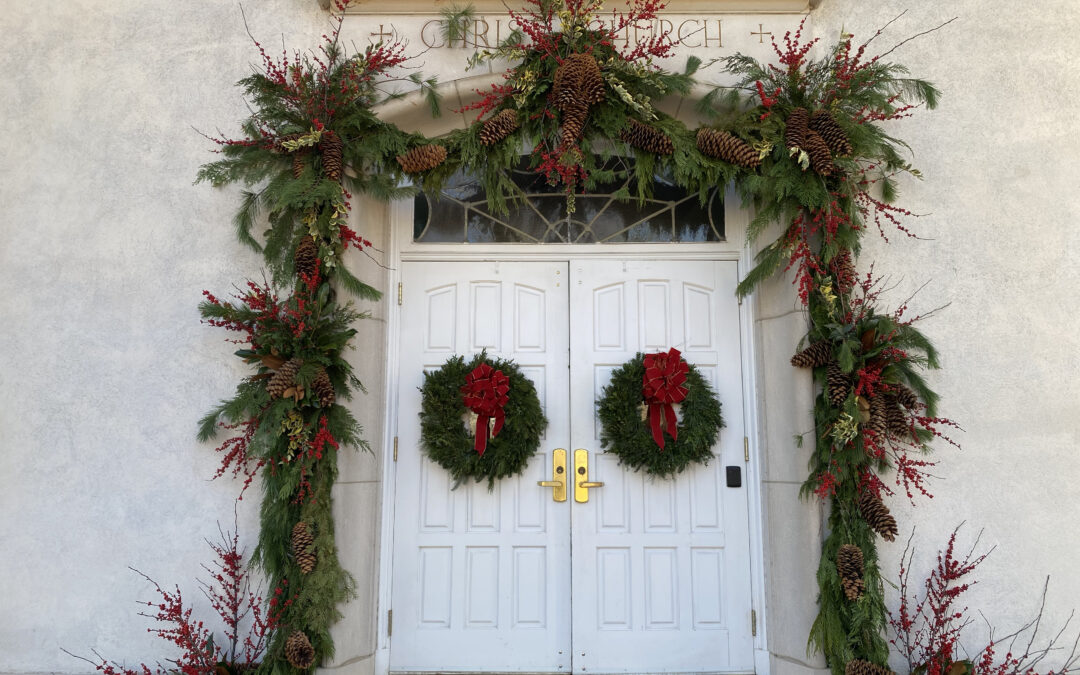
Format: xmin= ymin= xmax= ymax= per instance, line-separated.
xmin=846 ymin=660 xmax=895 ymax=675
xmin=831 ymin=249 xmax=857 ymax=294
xmin=620 ymin=119 xmax=674 ymax=156
xmin=396 ymin=145 xmax=447 ymax=174
xmin=785 ymin=107 xmax=809 ymax=150
xmin=267 ymin=358 xmax=303 ymax=400
xmin=553 ymin=53 xmax=605 ymax=111
xmin=696 ymin=129 xmax=762 ymax=169
xmin=292 ymin=521 xmax=316 ymax=575
xmin=560 ymin=102 xmax=589 ymax=145
xmin=791 ymin=341 xmax=832 ymax=368
xmin=292 ymin=152 xmax=306 ymax=179
xmin=311 ymin=367 xmax=335 ymax=408
xmin=478 ymin=109 xmax=520 ymax=146
xmin=836 ymin=544 xmax=865 ymax=601
xmin=284 ymin=630 xmax=316 ymax=669
xmin=886 ymin=400 xmax=912 ymax=439
xmin=868 ymin=395 xmax=888 ymax=436
xmin=805 ymin=129 xmax=834 ymax=176
xmin=826 ymin=361 xmax=850 ymax=407
xmin=809 ymin=109 xmax=853 ymax=156
xmin=893 ymin=383 xmax=919 ymax=409
xmin=319 ymin=131 xmax=343 ymax=182
xmin=294 ymin=237 xmax=319 ymax=279
xmin=859 ymin=491 xmax=898 ymax=542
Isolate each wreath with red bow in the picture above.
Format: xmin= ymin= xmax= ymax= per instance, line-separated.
xmin=597 ymin=349 xmax=725 ymax=477
xmin=420 ymin=353 xmax=547 ymax=488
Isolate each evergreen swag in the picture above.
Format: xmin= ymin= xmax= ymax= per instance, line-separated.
xmin=597 ymin=353 xmax=724 ymax=477
xmin=193 ymin=6 xmax=436 ymax=672
xmin=419 ymin=353 xmax=548 ymax=488
xmin=419 ymin=0 xmax=745 ymax=213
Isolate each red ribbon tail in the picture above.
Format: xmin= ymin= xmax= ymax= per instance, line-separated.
xmin=649 ymin=403 xmax=665 ymax=450
xmin=475 ymin=414 xmax=490 ymax=456
xmin=491 ymin=409 xmax=505 ymax=439
xmin=664 ymin=404 xmax=678 ymax=443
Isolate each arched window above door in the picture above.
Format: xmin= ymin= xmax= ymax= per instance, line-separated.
xmin=413 ymin=157 xmax=725 ymax=244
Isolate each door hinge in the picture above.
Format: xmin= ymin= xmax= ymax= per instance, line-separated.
xmin=397 ymin=282 xmax=402 ymax=306
xmin=393 ymin=436 xmax=399 ymax=462
xmin=751 ymin=609 xmax=757 ymax=637
xmin=387 ymin=609 xmax=393 ymax=637
xmin=743 ymin=436 xmax=750 ymax=462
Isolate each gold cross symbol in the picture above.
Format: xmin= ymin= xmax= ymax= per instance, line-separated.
xmin=370 ymin=24 xmax=395 ymax=41
xmin=751 ymin=23 xmax=772 ymax=44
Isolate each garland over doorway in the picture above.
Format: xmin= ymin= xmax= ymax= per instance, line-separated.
xmin=194 ymin=1 xmax=953 ymax=673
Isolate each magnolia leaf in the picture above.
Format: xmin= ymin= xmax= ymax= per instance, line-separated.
xmin=260 ymin=354 xmax=287 ymax=370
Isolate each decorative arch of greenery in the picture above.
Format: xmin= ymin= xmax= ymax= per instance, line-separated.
xmin=196 ymin=2 xmax=953 ymax=673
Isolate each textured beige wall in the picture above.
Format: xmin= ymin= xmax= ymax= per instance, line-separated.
xmin=2 ymin=1 xmax=1078 ymax=674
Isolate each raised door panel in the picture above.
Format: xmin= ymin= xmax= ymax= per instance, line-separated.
xmin=391 ymin=262 xmax=571 ymax=673
xmin=569 ymin=259 xmax=754 ymax=674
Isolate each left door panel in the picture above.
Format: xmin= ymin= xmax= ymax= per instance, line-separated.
xmin=390 ymin=261 xmax=572 ymax=673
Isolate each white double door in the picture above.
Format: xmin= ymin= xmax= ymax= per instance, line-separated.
xmin=390 ymin=259 xmax=754 ymax=674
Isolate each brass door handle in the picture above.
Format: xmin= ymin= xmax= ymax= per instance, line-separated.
xmin=573 ymin=449 xmax=604 ymax=502
xmin=537 ymin=448 xmax=567 ymax=502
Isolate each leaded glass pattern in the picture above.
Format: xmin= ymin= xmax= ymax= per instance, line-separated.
xmin=413 ymin=158 xmax=724 ymax=244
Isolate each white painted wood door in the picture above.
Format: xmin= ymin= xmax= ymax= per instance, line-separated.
xmin=391 ymin=259 xmax=753 ymax=674
xmin=390 ymin=261 xmax=572 ymax=672
xmin=568 ymin=260 xmax=754 ymax=673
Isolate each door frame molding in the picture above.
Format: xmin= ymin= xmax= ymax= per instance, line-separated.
xmin=374 ymin=190 xmax=770 ymax=675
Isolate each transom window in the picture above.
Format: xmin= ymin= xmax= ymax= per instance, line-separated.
xmin=413 ymin=158 xmax=724 ymax=244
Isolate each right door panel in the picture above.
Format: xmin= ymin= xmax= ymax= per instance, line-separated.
xmin=569 ymin=259 xmax=754 ymax=674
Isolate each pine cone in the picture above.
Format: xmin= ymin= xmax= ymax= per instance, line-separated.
xmin=785 ymin=107 xmax=809 ymax=150
xmin=294 ymin=237 xmax=319 ymax=279
xmin=805 ymin=129 xmax=834 ymax=176
xmin=319 ymin=131 xmax=343 ymax=182
xmin=311 ymin=367 xmax=335 ymax=408
xmin=894 ymin=383 xmax=919 ymax=409
xmin=859 ymin=491 xmax=898 ymax=542
xmin=809 ymin=109 xmax=853 ymax=156
xmin=267 ymin=358 xmax=303 ymax=400
xmin=396 ymin=144 xmax=447 ymax=174
xmin=292 ymin=521 xmax=316 ymax=575
xmin=791 ymin=341 xmax=833 ymax=368
xmin=886 ymin=401 xmax=911 ymax=439
xmin=478 ymin=109 xmax=520 ymax=146
xmin=846 ymin=660 xmax=895 ymax=675
xmin=831 ymin=249 xmax=857 ymax=294
xmin=826 ymin=361 xmax=851 ymax=407
xmin=284 ymin=630 xmax=315 ymax=669
xmin=553 ymin=53 xmax=604 ymax=111
xmin=696 ymin=128 xmax=762 ymax=169
xmin=836 ymin=544 xmax=865 ymax=601
xmin=868 ymin=395 xmax=888 ymax=436
xmin=560 ymin=101 xmax=589 ymax=145
xmin=620 ymin=119 xmax=674 ymax=156
xmin=292 ymin=152 xmax=306 ymax=179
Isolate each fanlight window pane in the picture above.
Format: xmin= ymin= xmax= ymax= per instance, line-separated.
xmin=413 ymin=158 xmax=724 ymax=244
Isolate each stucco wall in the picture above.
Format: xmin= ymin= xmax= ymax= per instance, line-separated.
xmin=1 ymin=1 xmax=1078 ymax=674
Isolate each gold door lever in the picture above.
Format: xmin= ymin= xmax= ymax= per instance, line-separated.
xmin=537 ymin=448 xmax=567 ymax=502
xmin=573 ymin=449 xmax=604 ymax=503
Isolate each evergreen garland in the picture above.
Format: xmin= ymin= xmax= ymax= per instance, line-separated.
xmin=419 ymin=353 xmax=548 ymax=489
xmin=186 ymin=3 xmax=954 ymax=673
xmin=597 ymin=354 xmax=724 ymax=477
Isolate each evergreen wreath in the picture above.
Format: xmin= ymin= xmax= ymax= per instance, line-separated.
xmin=597 ymin=351 xmax=724 ymax=477
xmin=420 ymin=353 xmax=548 ymax=488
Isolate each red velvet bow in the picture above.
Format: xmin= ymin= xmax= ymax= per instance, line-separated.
xmin=460 ymin=362 xmax=510 ymax=456
xmin=642 ymin=348 xmax=689 ymax=450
